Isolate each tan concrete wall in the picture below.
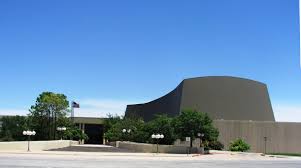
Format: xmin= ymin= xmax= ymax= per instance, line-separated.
xmin=0 ymin=140 xmax=78 ymax=151
xmin=173 ymin=138 xmax=201 ymax=147
xmin=213 ymin=120 xmax=301 ymax=153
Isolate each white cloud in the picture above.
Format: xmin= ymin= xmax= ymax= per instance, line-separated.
xmin=0 ymin=99 xmax=142 ymax=118
xmin=272 ymin=103 xmax=301 ymax=122
xmin=73 ymin=99 xmax=141 ymax=118
xmin=0 ymin=109 xmax=29 ymax=116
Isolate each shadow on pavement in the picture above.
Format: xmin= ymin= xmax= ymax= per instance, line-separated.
xmin=47 ymin=145 xmax=136 ymax=153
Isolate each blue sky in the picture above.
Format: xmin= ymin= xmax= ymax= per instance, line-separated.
xmin=0 ymin=0 xmax=300 ymax=121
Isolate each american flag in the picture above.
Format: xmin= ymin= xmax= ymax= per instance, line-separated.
xmin=72 ymin=101 xmax=80 ymax=108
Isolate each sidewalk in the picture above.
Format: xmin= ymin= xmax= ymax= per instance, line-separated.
xmin=0 ymin=150 xmax=300 ymax=161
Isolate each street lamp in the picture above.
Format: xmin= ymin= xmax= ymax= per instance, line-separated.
xmin=197 ymin=133 xmax=204 ymax=146
xmin=122 ymin=129 xmax=131 ymax=141
xmin=197 ymin=133 xmax=205 ymax=154
xmin=22 ymin=130 xmax=36 ymax=152
xmin=264 ymin=136 xmax=267 ymax=154
xmin=151 ymin=133 xmax=164 ymax=154
xmin=57 ymin=127 xmax=67 ymax=140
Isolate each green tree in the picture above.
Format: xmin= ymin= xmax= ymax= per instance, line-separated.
xmin=105 ymin=117 xmax=146 ymax=142
xmin=144 ymin=115 xmax=176 ymax=145
xmin=229 ymin=138 xmax=251 ymax=152
xmin=103 ymin=114 xmax=122 ymax=133
xmin=0 ymin=116 xmax=28 ymax=141
xmin=172 ymin=109 xmax=219 ymax=146
xmin=28 ymin=92 xmax=69 ymax=140
xmin=63 ymin=126 xmax=88 ymax=141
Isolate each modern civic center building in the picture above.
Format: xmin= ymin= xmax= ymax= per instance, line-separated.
xmin=125 ymin=76 xmax=275 ymax=122
xmin=124 ymin=76 xmax=301 ymax=153
xmin=42 ymin=76 xmax=300 ymax=153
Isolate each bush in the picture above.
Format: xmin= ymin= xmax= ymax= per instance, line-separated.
xmin=172 ymin=109 xmax=219 ymax=143
xmin=62 ymin=126 xmax=89 ymax=141
xmin=229 ymin=138 xmax=250 ymax=152
xmin=144 ymin=115 xmax=176 ymax=145
xmin=0 ymin=116 xmax=28 ymax=141
xmin=209 ymin=141 xmax=224 ymax=150
xmin=104 ymin=117 xmax=146 ymax=142
xmin=104 ymin=109 xmax=220 ymax=146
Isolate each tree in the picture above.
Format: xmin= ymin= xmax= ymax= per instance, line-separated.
xmin=144 ymin=115 xmax=176 ymax=145
xmin=103 ymin=114 xmax=122 ymax=133
xmin=28 ymin=92 xmax=69 ymax=140
xmin=229 ymin=138 xmax=251 ymax=152
xmin=0 ymin=116 xmax=28 ymax=141
xmin=104 ymin=110 xmax=219 ymax=146
xmin=63 ymin=126 xmax=88 ymax=141
xmin=172 ymin=109 xmax=219 ymax=147
xmin=105 ymin=117 xmax=146 ymax=142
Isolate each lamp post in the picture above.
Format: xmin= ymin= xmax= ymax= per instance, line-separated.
xmin=151 ymin=134 xmax=164 ymax=154
xmin=197 ymin=133 xmax=205 ymax=154
xmin=57 ymin=127 xmax=67 ymax=140
xmin=22 ymin=130 xmax=36 ymax=152
xmin=122 ymin=129 xmax=131 ymax=141
xmin=264 ymin=136 xmax=267 ymax=154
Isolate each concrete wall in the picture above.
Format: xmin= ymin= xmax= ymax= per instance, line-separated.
xmin=214 ymin=120 xmax=301 ymax=153
xmin=173 ymin=138 xmax=201 ymax=148
xmin=0 ymin=140 xmax=78 ymax=151
xmin=114 ymin=141 xmax=198 ymax=154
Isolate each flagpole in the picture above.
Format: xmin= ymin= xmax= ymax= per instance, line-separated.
xmin=71 ymin=101 xmax=74 ymax=123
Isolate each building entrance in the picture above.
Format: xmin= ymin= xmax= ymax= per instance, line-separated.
xmin=84 ymin=124 xmax=103 ymax=144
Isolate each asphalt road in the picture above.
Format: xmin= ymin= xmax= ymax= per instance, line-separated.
xmin=0 ymin=152 xmax=301 ymax=168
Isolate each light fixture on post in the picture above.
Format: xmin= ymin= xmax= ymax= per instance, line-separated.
xmin=197 ymin=133 xmax=205 ymax=154
xmin=22 ymin=130 xmax=36 ymax=152
xmin=151 ymin=133 xmax=164 ymax=154
xmin=264 ymin=136 xmax=267 ymax=154
xmin=122 ymin=129 xmax=131 ymax=141
xmin=57 ymin=127 xmax=67 ymax=140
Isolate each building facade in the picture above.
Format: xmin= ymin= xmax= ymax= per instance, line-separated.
xmin=125 ymin=76 xmax=275 ymax=122
xmin=124 ymin=76 xmax=301 ymax=153
xmin=74 ymin=117 xmax=105 ymax=144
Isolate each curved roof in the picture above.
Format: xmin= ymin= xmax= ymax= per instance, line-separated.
xmin=126 ymin=76 xmax=275 ymax=121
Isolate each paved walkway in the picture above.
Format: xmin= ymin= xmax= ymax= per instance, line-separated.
xmin=0 ymin=151 xmax=300 ymax=168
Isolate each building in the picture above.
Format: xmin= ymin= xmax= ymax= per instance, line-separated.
xmin=125 ymin=76 xmax=275 ymax=121
xmin=1 ymin=76 xmax=300 ymax=153
xmin=74 ymin=117 xmax=105 ymax=144
xmin=124 ymin=76 xmax=301 ymax=153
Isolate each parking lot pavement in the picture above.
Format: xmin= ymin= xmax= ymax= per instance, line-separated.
xmin=0 ymin=151 xmax=301 ymax=168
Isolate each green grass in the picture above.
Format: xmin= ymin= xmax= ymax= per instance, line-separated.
xmin=268 ymin=153 xmax=301 ymax=157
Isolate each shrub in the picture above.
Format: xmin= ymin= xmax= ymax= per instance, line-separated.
xmin=144 ymin=115 xmax=176 ymax=145
xmin=104 ymin=109 xmax=220 ymax=146
xmin=209 ymin=141 xmax=224 ymax=150
xmin=0 ymin=116 xmax=28 ymax=141
xmin=172 ymin=109 xmax=219 ymax=143
xmin=104 ymin=117 xmax=146 ymax=142
xmin=229 ymin=138 xmax=250 ymax=152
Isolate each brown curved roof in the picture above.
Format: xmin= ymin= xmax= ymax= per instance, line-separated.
xmin=125 ymin=76 xmax=275 ymax=121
